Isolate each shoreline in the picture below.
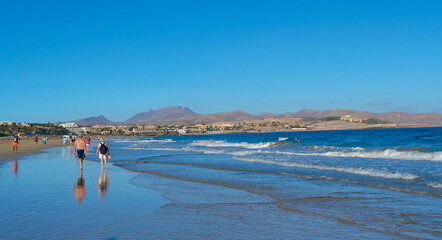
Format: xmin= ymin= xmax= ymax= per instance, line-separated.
xmin=99 ymin=124 xmax=442 ymax=138
xmin=2 ymin=125 xmax=440 ymax=163
xmin=0 ymin=138 xmax=66 ymax=163
xmin=0 ymin=146 xmax=166 ymax=239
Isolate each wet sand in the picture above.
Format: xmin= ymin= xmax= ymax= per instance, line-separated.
xmin=0 ymin=146 xmax=166 ymax=239
xmin=0 ymin=138 xmax=65 ymax=162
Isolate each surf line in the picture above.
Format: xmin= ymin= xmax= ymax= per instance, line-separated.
xmin=120 ymin=165 xmax=403 ymax=238
xmin=114 ymin=160 xmax=442 ymax=198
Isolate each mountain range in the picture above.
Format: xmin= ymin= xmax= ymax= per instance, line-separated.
xmin=72 ymin=115 xmax=114 ymax=126
xmin=66 ymin=106 xmax=442 ymax=126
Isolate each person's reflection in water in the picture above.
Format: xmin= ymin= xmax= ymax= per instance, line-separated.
xmin=12 ymin=161 xmax=18 ymax=174
xmin=97 ymin=168 xmax=110 ymax=200
xmin=73 ymin=169 xmax=86 ymax=204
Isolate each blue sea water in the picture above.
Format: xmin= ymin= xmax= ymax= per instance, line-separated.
xmin=105 ymin=127 xmax=442 ymax=239
xmin=1 ymin=127 xmax=442 ymax=239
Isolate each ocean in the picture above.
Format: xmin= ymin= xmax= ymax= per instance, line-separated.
xmin=108 ymin=127 xmax=442 ymax=239
xmin=1 ymin=127 xmax=441 ymax=239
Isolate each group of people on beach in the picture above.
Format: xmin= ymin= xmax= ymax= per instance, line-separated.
xmin=12 ymin=134 xmax=111 ymax=169
xmin=71 ymin=136 xmax=111 ymax=169
xmin=11 ymin=133 xmax=112 ymax=204
xmin=72 ymin=136 xmax=112 ymax=204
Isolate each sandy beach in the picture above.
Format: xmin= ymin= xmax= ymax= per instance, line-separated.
xmin=0 ymin=145 xmax=165 ymax=239
xmin=0 ymin=138 xmax=65 ymax=162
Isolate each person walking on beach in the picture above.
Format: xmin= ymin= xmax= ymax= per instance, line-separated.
xmin=96 ymin=138 xmax=110 ymax=168
xmin=12 ymin=134 xmax=20 ymax=153
xmin=85 ymin=137 xmax=91 ymax=151
xmin=43 ymin=137 xmax=48 ymax=144
xmin=73 ymin=136 xmax=87 ymax=170
xmin=34 ymin=135 xmax=38 ymax=144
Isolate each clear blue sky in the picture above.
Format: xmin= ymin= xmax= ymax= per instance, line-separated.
xmin=1 ymin=0 xmax=441 ymax=122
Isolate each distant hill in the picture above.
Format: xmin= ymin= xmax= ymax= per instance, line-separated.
xmin=153 ymin=110 xmax=259 ymax=125
xmin=274 ymin=109 xmax=442 ymax=125
xmin=275 ymin=109 xmax=374 ymax=119
xmin=124 ymin=106 xmax=199 ymax=124
xmin=73 ymin=115 xmax=113 ymax=126
xmin=61 ymin=107 xmax=442 ymax=127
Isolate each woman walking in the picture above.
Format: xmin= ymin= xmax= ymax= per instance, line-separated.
xmin=96 ymin=138 xmax=110 ymax=168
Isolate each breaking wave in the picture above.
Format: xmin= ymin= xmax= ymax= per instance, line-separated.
xmin=427 ymin=182 xmax=442 ymax=189
xmin=123 ymin=147 xmax=183 ymax=151
xmin=240 ymin=149 xmax=442 ymax=162
xmin=115 ymin=139 xmax=175 ymax=143
xmin=124 ymin=144 xmax=442 ymax=162
xmin=308 ymin=149 xmax=442 ymax=162
xmin=233 ymin=157 xmax=420 ymax=180
xmin=190 ymin=140 xmax=275 ymax=149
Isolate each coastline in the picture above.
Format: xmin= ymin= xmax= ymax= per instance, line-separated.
xmin=0 ymin=138 xmax=65 ymax=163
xmin=1 ymin=124 xmax=439 ymax=163
xmin=98 ymin=124 xmax=442 ymax=138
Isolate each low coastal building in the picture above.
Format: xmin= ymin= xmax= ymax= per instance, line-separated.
xmin=0 ymin=121 xmax=13 ymax=125
xmin=18 ymin=123 xmax=31 ymax=127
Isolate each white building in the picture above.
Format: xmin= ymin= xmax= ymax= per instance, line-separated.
xmin=59 ymin=122 xmax=86 ymax=135
xmin=59 ymin=122 xmax=79 ymax=128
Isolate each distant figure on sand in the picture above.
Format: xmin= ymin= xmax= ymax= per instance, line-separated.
xmin=73 ymin=136 xmax=87 ymax=170
xmin=43 ymin=137 xmax=48 ymax=144
xmin=73 ymin=169 xmax=85 ymax=204
xmin=85 ymin=137 xmax=90 ymax=151
xmin=12 ymin=135 xmax=20 ymax=153
xmin=97 ymin=168 xmax=110 ymax=200
xmin=70 ymin=136 xmax=76 ymax=147
xmin=34 ymin=135 xmax=38 ymax=144
xmin=96 ymin=138 xmax=110 ymax=168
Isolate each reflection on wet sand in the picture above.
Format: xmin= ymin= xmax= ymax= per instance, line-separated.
xmin=74 ymin=169 xmax=86 ymax=204
xmin=97 ymin=168 xmax=110 ymax=200
xmin=12 ymin=161 xmax=18 ymax=174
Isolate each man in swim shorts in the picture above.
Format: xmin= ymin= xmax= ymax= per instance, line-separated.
xmin=73 ymin=136 xmax=87 ymax=169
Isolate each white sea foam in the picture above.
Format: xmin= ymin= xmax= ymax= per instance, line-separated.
xmin=123 ymin=146 xmax=245 ymax=156
xmin=253 ymin=149 xmax=442 ymax=162
xmin=309 ymin=146 xmax=365 ymax=151
xmin=233 ymin=157 xmax=419 ymax=180
xmin=278 ymin=137 xmax=288 ymax=141
xmin=123 ymin=147 xmax=182 ymax=151
xmin=318 ymin=149 xmax=442 ymax=162
xmin=183 ymin=146 xmax=260 ymax=156
xmin=427 ymin=182 xmax=442 ymax=189
xmin=190 ymin=140 xmax=275 ymax=149
xmin=309 ymin=145 xmax=337 ymax=151
xmin=116 ymin=139 xmax=175 ymax=143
